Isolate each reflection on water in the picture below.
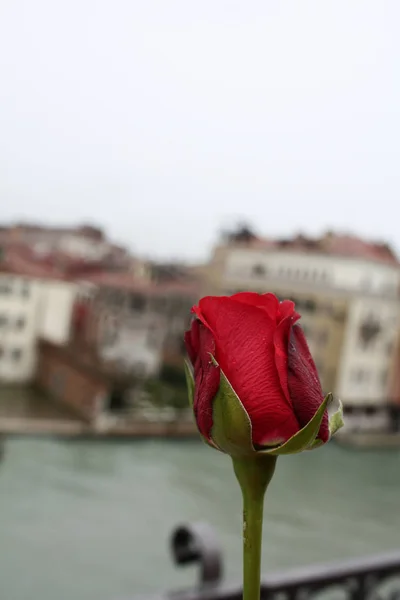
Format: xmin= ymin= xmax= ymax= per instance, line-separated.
xmin=0 ymin=437 xmax=399 ymax=600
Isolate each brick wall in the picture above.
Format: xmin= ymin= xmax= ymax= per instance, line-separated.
xmin=36 ymin=340 xmax=110 ymax=422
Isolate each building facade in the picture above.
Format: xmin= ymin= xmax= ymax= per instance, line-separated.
xmin=203 ymin=232 xmax=400 ymax=432
xmin=0 ymin=272 xmax=78 ymax=383
xmin=82 ymin=274 xmax=199 ymax=379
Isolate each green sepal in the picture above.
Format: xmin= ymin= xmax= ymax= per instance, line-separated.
xmin=328 ymin=398 xmax=344 ymax=437
xmin=186 ymin=353 xmax=338 ymax=457
xmin=307 ymin=399 xmax=344 ymax=450
xmin=259 ymin=393 xmax=333 ymax=456
xmin=184 ymin=358 xmax=223 ymax=452
xmin=307 ymin=438 xmax=325 ymax=450
xmin=200 ymin=434 xmax=223 ymax=452
xmin=211 ymin=364 xmax=255 ymax=458
xmin=184 ymin=359 xmax=194 ymax=408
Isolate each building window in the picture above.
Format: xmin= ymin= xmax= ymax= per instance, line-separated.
xmin=0 ymin=280 xmax=11 ymax=294
xmin=351 ymin=368 xmax=369 ymax=383
xmin=147 ymin=327 xmax=159 ymax=349
xmin=130 ymin=294 xmax=146 ymax=312
xmin=303 ymin=299 xmax=316 ymax=312
xmin=0 ymin=315 xmax=7 ymax=328
xmin=21 ymin=280 xmax=30 ymax=298
xmin=317 ymin=330 xmax=329 ymax=346
xmin=0 ymin=346 xmax=3 ymax=359
xmin=15 ymin=316 xmax=26 ymax=330
xmin=252 ymin=264 xmax=266 ymax=277
xmin=380 ymin=369 xmax=388 ymax=387
xmin=358 ymin=318 xmax=381 ymax=350
xmin=11 ymin=348 xmax=22 ymax=361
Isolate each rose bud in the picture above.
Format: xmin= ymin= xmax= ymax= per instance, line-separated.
xmin=184 ymin=292 xmax=343 ymax=457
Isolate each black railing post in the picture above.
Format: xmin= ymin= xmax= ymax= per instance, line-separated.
xmin=170 ymin=522 xmax=223 ymax=588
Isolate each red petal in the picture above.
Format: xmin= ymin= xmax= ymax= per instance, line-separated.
xmin=278 ymin=300 xmax=298 ymax=321
xmin=287 ymin=325 xmax=329 ymax=442
xmin=198 ymin=296 xmax=300 ymax=446
xmin=274 ymin=317 xmax=293 ymax=405
xmin=192 ymin=322 xmax=220 ymax=440
xmin=192 ymin=302 xmax=215 ymax=334
xmin=230 ymin=292 xmax=280 ymax=320
xmin=274 ymin=305 xmax=300 ymax=404
xmin=184 ymin=319 xmax=200 ymax=366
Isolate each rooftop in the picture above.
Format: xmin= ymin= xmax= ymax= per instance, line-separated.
xmin=0 ymin=222 xmax=105 ymax=240
xmin=224 ymin=227 xmax=399 ymax=266
xmin=0 ymin=244 xmax=130 ymax=281
xmin=84 ymin=271 xmax=200 ymax=296
xmin=0 ymin=249 xmax=67 ymax=280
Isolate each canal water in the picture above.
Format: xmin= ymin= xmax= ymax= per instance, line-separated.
xmin=0 ymin=436 xmax=400 ymax=600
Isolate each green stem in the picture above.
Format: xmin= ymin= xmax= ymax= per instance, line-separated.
xmin=232 ymin=455 xmax=277 ymax=600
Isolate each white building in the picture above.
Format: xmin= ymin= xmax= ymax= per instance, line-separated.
xmin=0 ymin=272 xmax=77 ymax=384
xmin=206 ymin=232 xmax=400 ymax=431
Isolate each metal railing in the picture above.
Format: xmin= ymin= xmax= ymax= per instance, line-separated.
xmin=131 ymin=523 xmax=400 ymax=600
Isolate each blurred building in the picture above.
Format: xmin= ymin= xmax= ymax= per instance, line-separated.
xmin=33 ymin=267 xmax=200 ymax=425
xmin=203 ymin=227 xmax=400 ymax=432
xmin=387 ymin=327 xmax=400 ymax=430
xmin=0 ymin=262 xmax=78 ymax=383
xmin=0 ymin=222 xmax=130 ymax=272
xmin=80 ymin=271 xmax=199 ymax=378
xmin=0 ymin=222 xmax=134 ymax=384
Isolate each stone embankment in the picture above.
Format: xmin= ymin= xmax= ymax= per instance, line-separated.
xmin=0 ymin=416 xmax=198 ymax=438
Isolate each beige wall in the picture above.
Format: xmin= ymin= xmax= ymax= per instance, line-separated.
xmin=0 ymin=274 xmax=77 ymax=383
xmin=336 ymin=296 xmax=400 ymax=404
xmin=38 ymin=281 xmax=78 ymax=345
xmin=0 ymin=274 xmax=42 ymax=382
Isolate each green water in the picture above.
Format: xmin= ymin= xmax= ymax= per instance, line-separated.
xmin=0 ymin=437 xmax=399 ymax=600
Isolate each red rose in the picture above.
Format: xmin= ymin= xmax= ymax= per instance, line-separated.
xmin=184 ymin=292 xmax=329 ymax=449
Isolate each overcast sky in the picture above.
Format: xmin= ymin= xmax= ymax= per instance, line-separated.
xmin=0 ymin=1 xmax=399 ymax=261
